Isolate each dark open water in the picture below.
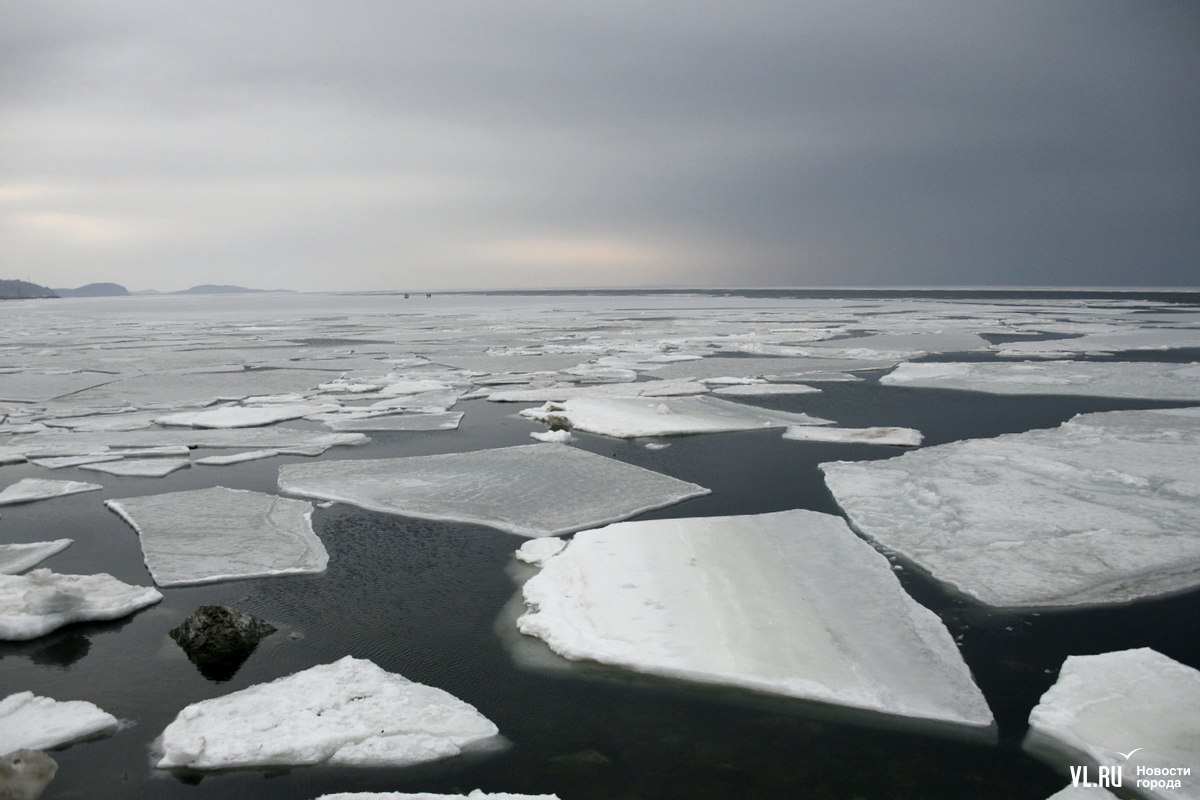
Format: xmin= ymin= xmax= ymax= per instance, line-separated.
xmin=2 ymin=291 xmax=1198 ymax=799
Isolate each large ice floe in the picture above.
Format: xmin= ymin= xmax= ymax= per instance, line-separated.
xmin=515 ymin=510 xmax=994 ymax=736
xmin=1024 ymin=649 xmax=1200 ymax=800
xmin=279 ymin=443 xmax=709 ymax=537
xmin=0 ymin=539 xmax=72 ymax=574
xmin=782 ymin=426 xmax=923 ymax=447
xmin=0 ymin=692 xmax=119 ymax=752
xmin=156 ymin=656 xmax=501 ymax=770
xmin=0 ymin=569 xmax=162 ymax=640
xmin=518 ymin=396 xmax=833 ymax=439
xmin=822 ymin=407 xmax=1200 ymax=608
xmin=881 ymin=361 xmax=1200 ymax=402
xmin=106 ymin=487 xmax=327 ymax=586
xmin=324 ymin=411 xmax=464 ymax=431
xmin=154 ymin=403 xmax=337 ymax=429
xmin=79 ymin=457 xmax=191 ymax=477
xmin=0 ymin=478 xmax=102 ymax=506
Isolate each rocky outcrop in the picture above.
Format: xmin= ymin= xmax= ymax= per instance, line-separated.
xmin=169 ymin=605 xmax=276 ymax=682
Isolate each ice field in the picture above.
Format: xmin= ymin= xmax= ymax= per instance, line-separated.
xmin=1 ymin=290 xmax=1198 ymax=799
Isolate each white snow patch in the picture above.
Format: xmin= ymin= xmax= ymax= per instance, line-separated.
xmin=156 ymin=656 xmax=501 ymax=770
xmin=516 ymin=510 xmax=993 ymax=735
xmin=0 ymin=478 xmax=102 ymax=506
xmin=106 ymin=487 xmax=327 ymax=587
xmin=1024 ymin=648 xmax=1200 ymax=800
xmin=0 ymin=691 xmax=119 ymax=752
xmin=0 ymin=569 xmax=162 ymax=640
xmin=0 ymin=540 xmax=72 ymax=575
xmin=514 ymin=537 xmax=567 ymax=567
xmin=822 ymin=407 xmax=1200 ymax=608
xmin=529 ymin=429 xmax=572 ymax=444
xmin=279 ymin=444 xmax=709 ymax=538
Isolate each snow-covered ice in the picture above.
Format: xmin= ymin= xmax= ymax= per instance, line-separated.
xmin=822 ymin=407 xmax=1200 ymax=608
xmin=0 ymin=569 xmax=162 ymax=640
xmin=107 ymin=487 xmax=327 ymax=586
xmin=79 ymin=457 xmax=191 ymax=478
xmin=0 ymin=692 xmax=119 ymax=752
xmin=529 ymin=429 xmax=572 ymax=444
xmin=881 ymin=361 xmax=1200 ymax=402
xmin=1045 ymin=788 xmax=1119 ymax=800
xmin=711 ymin=383 xmax=820 ymax=396
xmin=516 ymin=510 xmax=994 ymax=735
xmin=156 ymin=656 xmax=501 ymax=770
xmin=0 ymin=478 xmax=102 ymax=507
xmin=0 ymin=540 xmax=72 ymax=575
xmin=783 ymin=426 xmax=923 ymax=447
xmin=519 ymin=396 xmax=833 ymax=439
xmin=155 ymin=403 xmax=335 ymax=428
xmin=279 ymin=443 xmax=710 ymax=537
xmin=1024 ymin=648 xmax=1200 ymax=800
xmin=486 ymin=379 xmax=708 ymax=403
xmin=194 ymin=449 xmax=280 ymax=466
xmin=325 ymin=411 xmax=463 ymax=431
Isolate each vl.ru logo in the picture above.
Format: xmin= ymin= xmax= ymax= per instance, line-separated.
xmin=1069 ymin=749 xmax=1144 ymax=789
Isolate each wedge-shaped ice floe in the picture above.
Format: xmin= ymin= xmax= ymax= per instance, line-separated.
xmin=0 ymin=569 xmax=162 ymax=640
xmin=194 ymin=449 xmax=280 ymax=466
xmin=0 ymin=691 xmax=119 ymax=752
xmin=0 ymin=429 xmax=366 ymax=461
xmin=79 ymin=457 xmax=191 ymax=478
xmin=822 ymin=407 xmax=1200 ymax=608
xmin=1024 ymin=649 xmax=1200 ymax=800
xmin=155 ymin=403 xmax=336 ymax=428
xmin=279 ymin=443 xmax=709 ymax=537
xmin=881 ymin=361 xmax=1200 ymax=402
xmin=316 ymin=793 xmax=560 ymax=799
xmin=711 ymin=383 xmax=820 ymax=396
xmin=519 ymin=396 xmax=833 ymax=439
xmin=324 ymin=411 xmax=463 ymax=431
xmin=516 ymin=510 xmax=994 ymax=736
xmin=0 ymin=539 xmax=72 ymax=574
xmin=0 ymin=478 xmax=102 ymax=506
xmin=783 ymin=426 xmax=923 ymax=447
xmin=157 ymin=656 xmax=501 ymax=770
xmin=106 ymin=487 xmax=327 ymax=586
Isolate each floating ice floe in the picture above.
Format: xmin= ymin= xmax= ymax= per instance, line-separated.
xmin=994 ymin=327 xmax=1200 ymax=358
xmin=28 ymin=453 xmax=125 ymax=469
xmin=1024 ymin=648 xmax=1200 ymax=800
xmin=821 ymin=407 xmax=1200 ymax=608
xmin=529 ymin=430 xmax=572 ymax=444
xmin=107 ymin=487 xmax=326 ymax=587
xmin=155 ymin=403 xmax=336 ymax=428
xmin=279 ymin=443 xmax=709 ymax=538
xmin=711 ymin=383 xmax=820 ymax=396
xmin=881 ymin=361 xmax=1200 ymax=402
xmin=0 ymin=478 xmax=102 ymax=507
xmin=1045 ymin=788 xmax=1119 ymax=800
xmin=79 ymin=457 xmax=191 ymax=478
xmin=644 ymin=356 xmax=898 ymax=381
xmin=156 ymin=656 xmax=501 ymax=770
xmin=0 ymin=692 xmax=119 ymax=752
xmin=519 ymin=396 xmax=833 ymax=439
xmin=325 ymin=411 xmax=463 ymax=431
xmin=0 ymin=540 xmax=72 ymax=574
xmin=782 ymin=426 xmax=923 ymax=447
xmin=0 ymin=429 xmax=367 ymax=462
xmin=0 ymin=569 xmax=162 ymax=640
xmin=194 ymin=449 xmax=280 ymax=466
xmin=316 ymin=792 xmax=561 ymax=799
xmin=516 ymin=510 xmax=995 ymax=736
xmin=486 ymin=379 xmax=708 ymax=403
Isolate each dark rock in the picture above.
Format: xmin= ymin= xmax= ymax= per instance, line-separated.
xmin=169 ymin=605 xmax=276 ymax=682
xmin=0 ymin=750 xmax=57 ymax=800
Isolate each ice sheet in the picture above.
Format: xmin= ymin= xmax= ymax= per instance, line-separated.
xmin=783 ymin=426 xmax=923 ymax=447
xmin=516 ymin=510 xmax=994 ymax=735
xmin=822 ymin=407 xmax=1200 ymax=608
xmin=0 ymin=478 xmax=103 ymax=506
xmin=0 ymin=569 xmax=162 ymax=640
xmin=194 ymin=449 xmax=280 ymax=466
xmin=711 ymin=383 xmax=820 ymax=396
xmin=1024 ymin=648 xmax=1200 ymax=800
xmin=0 ymin=540 xmax=72 ymax=574
xmin=881 ymin=361 xmax=1200 ymax=401
xmin=79 ymin=458 xmax=191 ymax=477
xmin=107 ymin=487 xmax=327 ymax=587
xmin=519 ymin=396 xmax=833 ymax=438
xmin=156 ymin=656 xmax=500 ymax=769
xmin=325 ymin=412 xmax=463 ymax=431
xmin=0 ymin=692 xmax=119 ymax=752
xmin=279 ymin=443 xmax=710 ymax=537
xmin=1 ymin=429 xmax=367 ymax=459
xmin=155 ymin=403 xmax=335 ymax=428
xmin=487 ymin=379 xmax=709 ymax=403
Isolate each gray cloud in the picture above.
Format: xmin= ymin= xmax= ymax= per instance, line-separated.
xmin=2 ymin=0 xmax=1197 ymax=291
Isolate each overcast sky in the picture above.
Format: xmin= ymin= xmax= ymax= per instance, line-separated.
xmin=2 ymin=1 xmax=1197 ymax=292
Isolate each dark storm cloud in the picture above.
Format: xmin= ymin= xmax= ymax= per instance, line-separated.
xmin=1 ymin=1 xmax=1197 ymax=290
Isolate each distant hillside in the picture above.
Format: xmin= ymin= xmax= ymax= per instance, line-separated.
xmin=177 ymin=284 xmax=292 ymax=294
xmin=0 ymin=279 xmax=57 ymax=299
xmin=53 ymin=282 xmax=130 ymax=297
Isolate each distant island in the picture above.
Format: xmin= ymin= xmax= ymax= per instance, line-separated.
xmin=0 ymin=279 xmax=57 ymax=299
xmin=3 ymin=280 xmax=292 ymax=299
